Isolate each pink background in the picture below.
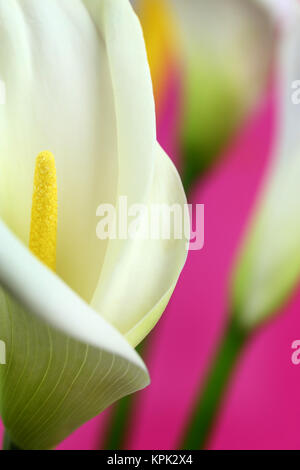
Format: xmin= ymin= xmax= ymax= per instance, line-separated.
xmin=2 ymin=75 xmax=300 ymax=450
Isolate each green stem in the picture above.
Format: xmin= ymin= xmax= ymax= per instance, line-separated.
xmin=102 ymin=341 xmax=145 ymax=450
xmin=3 ymin=431 xmax=22 ymax=450
xmin=180 ymin=317 xmax=248 ymax=449
xmin=102 ymin=393 xmax=135 ymax=450
xmin=100 ymin=155 xmax=210 ymax=450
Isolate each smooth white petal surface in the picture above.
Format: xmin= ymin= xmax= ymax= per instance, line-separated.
xmin=84 ymin=1 xmax=188 ymax=340
xmin=0 ymin=0 xmax=156 ymax=305
xmin=84 ymin=0 xmax=158 ymax=309
xmin=0 ymin=0 xmax=118 ymax=302
xmin=0 ymin=0 xmax=185 ymax=447
xmin=84 ymin=0 xmax=156 ymax=206
xmin=0 ymin=220 xmax=149 ymax=449
xmin=92 ymin=144 xmax=189 ymax=345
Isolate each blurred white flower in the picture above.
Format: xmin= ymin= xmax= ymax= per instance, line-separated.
xmin=133 ymin=0 xmax=275 ymax=184
xmin=232 ymin=0 xmax=300 ymax=329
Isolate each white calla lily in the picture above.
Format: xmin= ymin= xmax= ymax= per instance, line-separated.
xmin=172 ymin=0 xmax=274 ymax=140
xmin=231 ymin=0 xmax=300 ymax=329
xmin=171 ymin=0 xmax=273 ymax=98
xmin=133 ymin=0 xmax=275 ymax=186
xmin=0 ymin=0 xmax=188 ymax=449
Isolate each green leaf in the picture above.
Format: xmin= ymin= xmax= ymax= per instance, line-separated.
xmin=0 ymin=221 xmax=149 ymax=450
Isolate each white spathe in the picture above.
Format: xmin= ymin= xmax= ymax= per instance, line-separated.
xmin=0 ymin=0 xmax=188 ymax=449
xmin=231 ymin=0 xmax=300 ymax=329
xmin=169 ymin=0 xmax=274 ymax=122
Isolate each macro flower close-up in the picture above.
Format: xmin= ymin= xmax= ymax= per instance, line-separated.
xmin=0 ymin=0 xmax=187 ymax=450
xmin=1 ymin=0 xmax=300 ymax=456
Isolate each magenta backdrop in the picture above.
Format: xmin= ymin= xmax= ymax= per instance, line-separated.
xmin=2 ymin=76 xmax=300 ymax=450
